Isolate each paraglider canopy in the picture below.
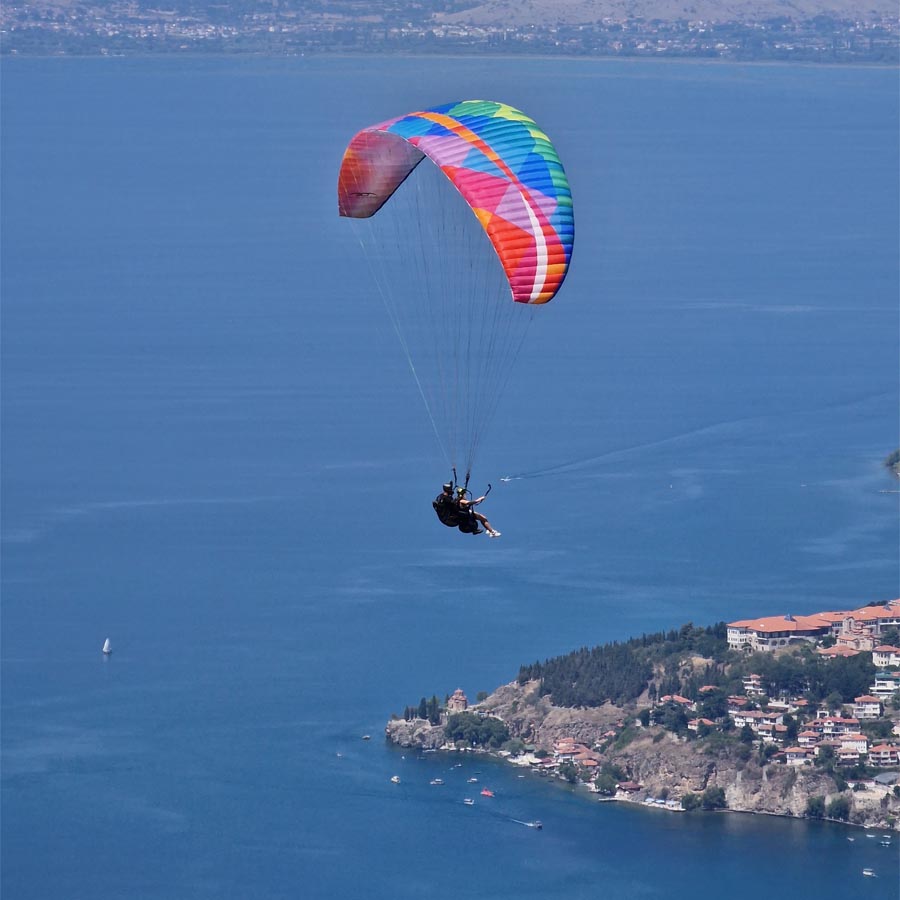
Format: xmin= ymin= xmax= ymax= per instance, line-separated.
xmin=338 ymin=100 xmax=574 ymax=305
xmin=337 ymin=100 xmax=574 ymax=478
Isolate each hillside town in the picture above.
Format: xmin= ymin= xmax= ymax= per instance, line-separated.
xmin=387 ymin=598 xmax=900 ymax=825
xmin=2 ymin=1 xmax=898 ymax=63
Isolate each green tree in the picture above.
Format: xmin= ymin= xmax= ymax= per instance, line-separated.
xmin=880 ymin=626 xmax=899 ymax=647
xmin=558 ymin=761 xmax=578 ymax=783
xmin=782 ymin=714 xmax=798 ymax=744
xmin=826 ymin=796 xmax=851 ymax=821
xmin=701 ymin=786 xmax=727 ymax=810
xmin=806 ymin=796 xmax=826 ymax=818
xmin=681 ymin=792 xmax=702 ymax=811
xmin=594 ymin=773 xmax=617 ymax=796
xmin=426 ymin=695 xmax=441 ymax=725
xmin=503 ymin=738 xmax=526 ymax=756
xmin=444 ymin=712 xmax=509 ymax=748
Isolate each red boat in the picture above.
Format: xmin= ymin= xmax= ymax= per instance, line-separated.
xmin=480 ymin=788 xmax=494 ymax=797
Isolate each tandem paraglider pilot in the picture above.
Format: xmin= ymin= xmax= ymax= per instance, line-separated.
xmin=433 ymin=483 xmax=500 ymax=538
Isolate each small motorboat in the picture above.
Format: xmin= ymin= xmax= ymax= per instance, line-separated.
xmin=430 ymin=779 xmax=444 ymax=786
xmin=463 ymin=798 xmax=475 ymax=806
xmin=862 ymin=868 xmax=876 ymax=877
xmin=530 ymin=820 xmax=543 ymax=830
xmin=467 ymin=777 xmax=478 ymax=784
xmin=390 ymin=775 xmax=401 ymax=784
xmin=480 ymin=788 xmax=494 ymax=798
xmin=362 ymin=735 xmax=371 ymax=741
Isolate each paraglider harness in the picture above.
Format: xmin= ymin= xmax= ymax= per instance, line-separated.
xmin=433 ymin=469 xmax=491 ymax=535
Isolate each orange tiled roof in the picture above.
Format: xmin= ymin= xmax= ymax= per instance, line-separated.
xmin=851 ymin=600 xmax=900 ymax=619
xmin=728 ymin=613 xmax=833 ymax=633
xmin=812 ymin=610 xmax=854 ymax=623
xmin=817 ymin=646 xmax=859 ymax=657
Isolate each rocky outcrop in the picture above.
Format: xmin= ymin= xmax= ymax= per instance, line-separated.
xmin=477 ymin=680 xmax=624 ymax=749
xmin=384 ymin=717 xmax=446 ymax=750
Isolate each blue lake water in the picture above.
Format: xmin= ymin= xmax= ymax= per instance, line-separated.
xmin=2 ymin=56 xmax=898 ymax=898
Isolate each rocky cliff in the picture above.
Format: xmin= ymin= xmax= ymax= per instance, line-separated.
xmin=386 ymin=680 xmax=900 ymax=829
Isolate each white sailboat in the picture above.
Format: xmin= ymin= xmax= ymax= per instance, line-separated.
xmin=102 ymin=638 xmax=112 ymax=655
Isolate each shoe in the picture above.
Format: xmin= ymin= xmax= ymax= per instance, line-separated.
xmin=488 ymin=530 xmax=501 ymax=538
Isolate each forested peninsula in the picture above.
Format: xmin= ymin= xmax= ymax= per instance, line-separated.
xmin=386 ymin=619 xmax=900 ymax=828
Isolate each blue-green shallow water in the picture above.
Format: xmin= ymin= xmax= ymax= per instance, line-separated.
xmin=2 ymin=56 xmax=898 ymax=898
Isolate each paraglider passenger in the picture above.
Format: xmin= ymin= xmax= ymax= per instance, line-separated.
xmin=432 ymin=483 xmax=500 ymax=538
xmin=455 ymin=487 xmax=501 ymax=538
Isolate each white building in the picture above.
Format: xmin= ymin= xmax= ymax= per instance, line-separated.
xmin=853 ymin=695 xmax=882 ymax=720
xmin=873 ymin=645 xmax=900 ymax=668
xmin=726 ymin=614 xmax=832 ymax=653
xmin=869 ymin=672 xmax=900 ymax=701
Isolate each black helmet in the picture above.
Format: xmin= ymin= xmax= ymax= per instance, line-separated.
xmin=442 ymin=482 xmax=453 ymax=493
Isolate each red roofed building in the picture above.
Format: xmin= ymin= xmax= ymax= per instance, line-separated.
xmin=447 ymin=688 xmax=468 ymax=713
xmin=869 ymin=744 xmax=900 ymax=767
xmin=727 ymin=613 xmax=832 ymax=652
xmin=853 ymin=696 xmax=882 ymax=720
xmin=797 ymin=730 xmax=820 ymax=748
xmin=785 ymin=747 xmax=813 ymax=766
xmin=688 ymin=718 xmax=716 ymax=733
xmin=848 ymin=599 xmax=900 ymax=634
xmin=816 ymin=645 xmax=860 ymax=659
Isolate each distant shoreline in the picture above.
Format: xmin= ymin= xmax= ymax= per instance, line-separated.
xmin=2 ymin=50 xmax=898 ymax=70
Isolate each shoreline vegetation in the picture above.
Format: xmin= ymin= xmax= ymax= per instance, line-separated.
xmin=387 ymin=612 xmax=900 ymax=831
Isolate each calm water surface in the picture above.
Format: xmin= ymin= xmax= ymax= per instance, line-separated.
xmin=2 ymin=56 xmax=898 ymax=899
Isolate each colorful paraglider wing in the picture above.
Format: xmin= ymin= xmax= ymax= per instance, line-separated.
xmin=337 ymin=100 xmax=574 ymax=304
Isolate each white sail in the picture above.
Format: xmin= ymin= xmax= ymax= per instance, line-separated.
xmin=102 ymin=638 xmax=111 ymax=655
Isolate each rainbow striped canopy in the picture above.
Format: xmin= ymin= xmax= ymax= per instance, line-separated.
xmin=337 ymin=100 xmax=574 ymax=304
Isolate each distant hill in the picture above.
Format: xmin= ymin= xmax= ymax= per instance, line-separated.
xmin=434 ymin=0 xmax=898 ymax=25
xmin=14 ymin=0 xmax=900 ymax=24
